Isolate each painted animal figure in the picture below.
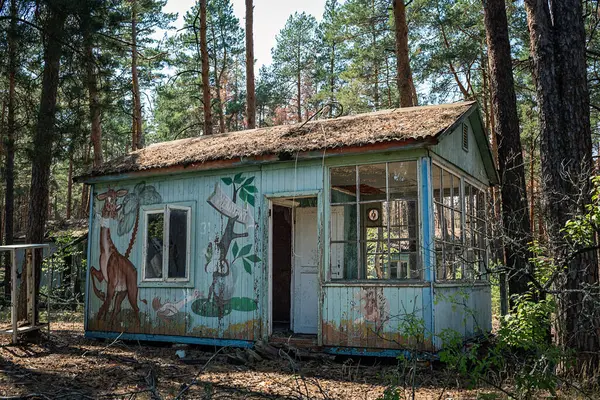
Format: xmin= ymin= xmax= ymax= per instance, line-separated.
xmin=90 ymin=188 xmax=147 ymax=327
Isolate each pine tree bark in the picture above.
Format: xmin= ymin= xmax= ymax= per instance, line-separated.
xmin=482 ymin=0 xmax=532 ymax=303
xmin=25 ymin=1 xmax=67 ymax=321
xmin=66 ymin=153 xmax=73 ymax=220
xmin=199 ymin=0 xmax=213 ymax=135
xmin=131 ymin=0 xmax=143 ymax=149
xmin=83 ymin=5 xmax=103 ymax=167
xmin=392 ymin=0 xmax=416 ymax=107
xmin=524 ymin=0 xmax=599 ymax=372
xmin=245 ymin=0 xmax=256 ymax=129
xmin=4 ymin=0 xmax=17 ymax=297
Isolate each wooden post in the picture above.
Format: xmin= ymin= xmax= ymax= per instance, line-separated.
xmin=10 ymin=248 xmax=17 ymax=344
xmin=27 ymin=249 xmax=35 ymax=326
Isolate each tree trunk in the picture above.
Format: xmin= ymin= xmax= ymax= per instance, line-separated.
xmin=66 ymin=153 xmax=73 ymax=220
xmin=84 ymin=24 xmax=103 ymax=167
xmin=245 ymin=0 xmax=256 ymax=129
xmin=4 ymin=0 xmax=17 ymax=298
xmin=393 ymin=0 xmax=416 ymax=107
xmin=296 ymin=71 xmax=302 ymax=123
xmin=210 ymin=24 xmax=226 ymax=134
xmin=482 ymin=0 xmax=532 ymax=303
xmin=199 ymin=0 xmax=213 ymax=135
xmin=25 ymin=2 xmax=67 ymax=322
xmin=525 ymin=0 xmax=599 ymax=373
xmin=131 ymin=0 xmax=143 ymax=150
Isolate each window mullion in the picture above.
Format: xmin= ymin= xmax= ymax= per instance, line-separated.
xmin=163 ymin=205 xmax=169 ymax=281
xmin=356 ymin=166 xmax=362 ymax=280
xmin=460 ymin=177 xmax=466 ymax=279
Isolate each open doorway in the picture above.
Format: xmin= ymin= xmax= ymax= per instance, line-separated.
xmin=269 ymin=196 xmax=319 ymax=336
xmin=271 ymin=204 xmax=292 ymax=332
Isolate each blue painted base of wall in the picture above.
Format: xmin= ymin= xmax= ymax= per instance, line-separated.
xmin=85 ymin=330 xmax=254 ymax=348
xmin=322 ymin=346 xmax=437 ymax=360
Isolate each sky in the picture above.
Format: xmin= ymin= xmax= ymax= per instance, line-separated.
xmin=158 ymin=0 xmax=326 ymax=70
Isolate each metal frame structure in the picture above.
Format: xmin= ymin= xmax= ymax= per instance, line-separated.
xmin=0 ymin=244 xmax=50 ymax=344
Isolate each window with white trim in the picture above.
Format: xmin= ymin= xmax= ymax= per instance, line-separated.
xmin=432 ymin=163 xmax=488 ymax=280
xmin=329 ymin=161 xmax=420 ymax=280
xmin=143 ymin=205 xmax=191 ymax=282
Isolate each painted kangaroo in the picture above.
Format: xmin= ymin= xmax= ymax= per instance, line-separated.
xmin=91 ymin=188 xmax=147 ymax=326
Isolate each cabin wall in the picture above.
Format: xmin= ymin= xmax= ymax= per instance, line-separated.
xmin=432 ymin=284 xmax=492 ymax=348
xmin=430 ymin=118 xmax=489 ymax=185
xmin=86 ymin=149 xmax=492 ymax=352
xmin=86 ymin=162 xmax=324 ymax=343
xmin=321 ymin=284 xmax=434 ymax=351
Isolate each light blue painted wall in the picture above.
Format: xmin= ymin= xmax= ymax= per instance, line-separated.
xmin=433 ymin=285 xmax=492 ymax=348
xmin=87 ymin=162 xmax=324 ymax=341
xmin=86 ymin=151 xmax=492 ymax=351
xmin=431 ymin=119 xmax=490 ymax=185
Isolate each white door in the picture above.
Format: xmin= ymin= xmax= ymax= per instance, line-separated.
xmin=292 ymin=207 xmax=319 ymax=334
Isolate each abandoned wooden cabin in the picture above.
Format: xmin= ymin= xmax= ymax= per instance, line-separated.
xmin=77 ymin=101 xmax=497 ymax=356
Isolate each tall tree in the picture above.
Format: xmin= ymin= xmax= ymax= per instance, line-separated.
xmin=482 ymin=0 xmax=531 ymax=302
xmin=317 ymin=0 xmax=345 ymax=116
xmin=245 ymin=0 xmax=255 ymax=129
xmin=131 ymin=0 xmax=143 ymax=150
xmin=392 ymin=0 xmax=416 ymax=107
xmin=524 ymin=0 xmax=599 ymax=371
xmin=199 ymin=0 xmax=213 ymax=135
xmin=3 ymin=0 xmax=16 ymax=296
xmin=25 ymin=0 xmax=68 ymax=320
xmin=82 ymin=0 xmax=103 ymax=167
xmin=272 ymin=12 xmax=318 ymax=123
xmin=207 ymin=0 xmax=244 ymax=133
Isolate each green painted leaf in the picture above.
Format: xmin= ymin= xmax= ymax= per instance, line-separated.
xmin=229 ymin=297 xmax=257 ymax=312
xmin=246 ymin=194 xmax=255 ymax=207
xmin=239 ymin=244 xmax=252 ymax=257
xmin=243 ymin=259 xmax=252 ymax=274
xmin=191 ymin=298 xmax=232 ymax=317
xmin=232 ymin=241 xmax=239 ymax=257
xmin=243 ymin=176 xmax=255 ymax=186
xmin=246 ymin=254 xmax=261 ymax=263
xmin=222 ymin=177 xmax=233 ymax=185
xmin=244 ymin=185 xmax=257 ymax=193
xmin=234 ymin=172 xmax=244 ymax=184
xmin=239 ymin=188 xmax=248 ymax=202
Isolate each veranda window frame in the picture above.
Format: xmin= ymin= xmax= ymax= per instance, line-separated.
xmin=328 ymin=160 xmax=421 ymax=282
xmin=432 ymin=160 xmax=489 ymax=282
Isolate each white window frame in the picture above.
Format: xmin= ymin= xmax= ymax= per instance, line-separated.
xmin=141 ymin=204 xmax=192 ymax=283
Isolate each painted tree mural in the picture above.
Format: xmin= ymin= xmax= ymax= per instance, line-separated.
xmin=192 ymin=173 xmax=261 ymax=318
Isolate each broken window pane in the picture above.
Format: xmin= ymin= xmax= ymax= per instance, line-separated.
xmin=145 ymin=212 xmax=164 ymax=279
xmin=168 ymin=208 xmax=188 ymax=279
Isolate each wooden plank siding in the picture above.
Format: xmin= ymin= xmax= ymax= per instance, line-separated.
xmin=85 ymin=149 xmax=491 ymax=352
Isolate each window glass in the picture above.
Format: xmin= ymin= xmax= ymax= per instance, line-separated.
xmin=388 ymin=161 xmax=418 ymax=200
xmin=168 ymin=208 xmax=188 ymax=279
xmin=358 ymin=164 xmax=387 ymax=202
xmin=145 ymin=212 xmax=164 ymax=279
xmin=331 ymin=166 xmax=357 ymax=204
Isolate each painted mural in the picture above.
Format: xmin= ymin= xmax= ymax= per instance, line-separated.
xmin=89 ymin=182 xmax=162 ymax=328
xmin=191 ymin=173 xmax=261 ymax=319
xmin=352 ymin=287 xmax=390 ymax=327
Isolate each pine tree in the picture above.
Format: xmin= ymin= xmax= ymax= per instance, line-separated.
xmin=272 ymin=12 xmax=318 ymax=123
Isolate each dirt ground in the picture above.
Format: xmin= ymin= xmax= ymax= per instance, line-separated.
xmin=0 ymin=320 xmax=504 ymax=400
